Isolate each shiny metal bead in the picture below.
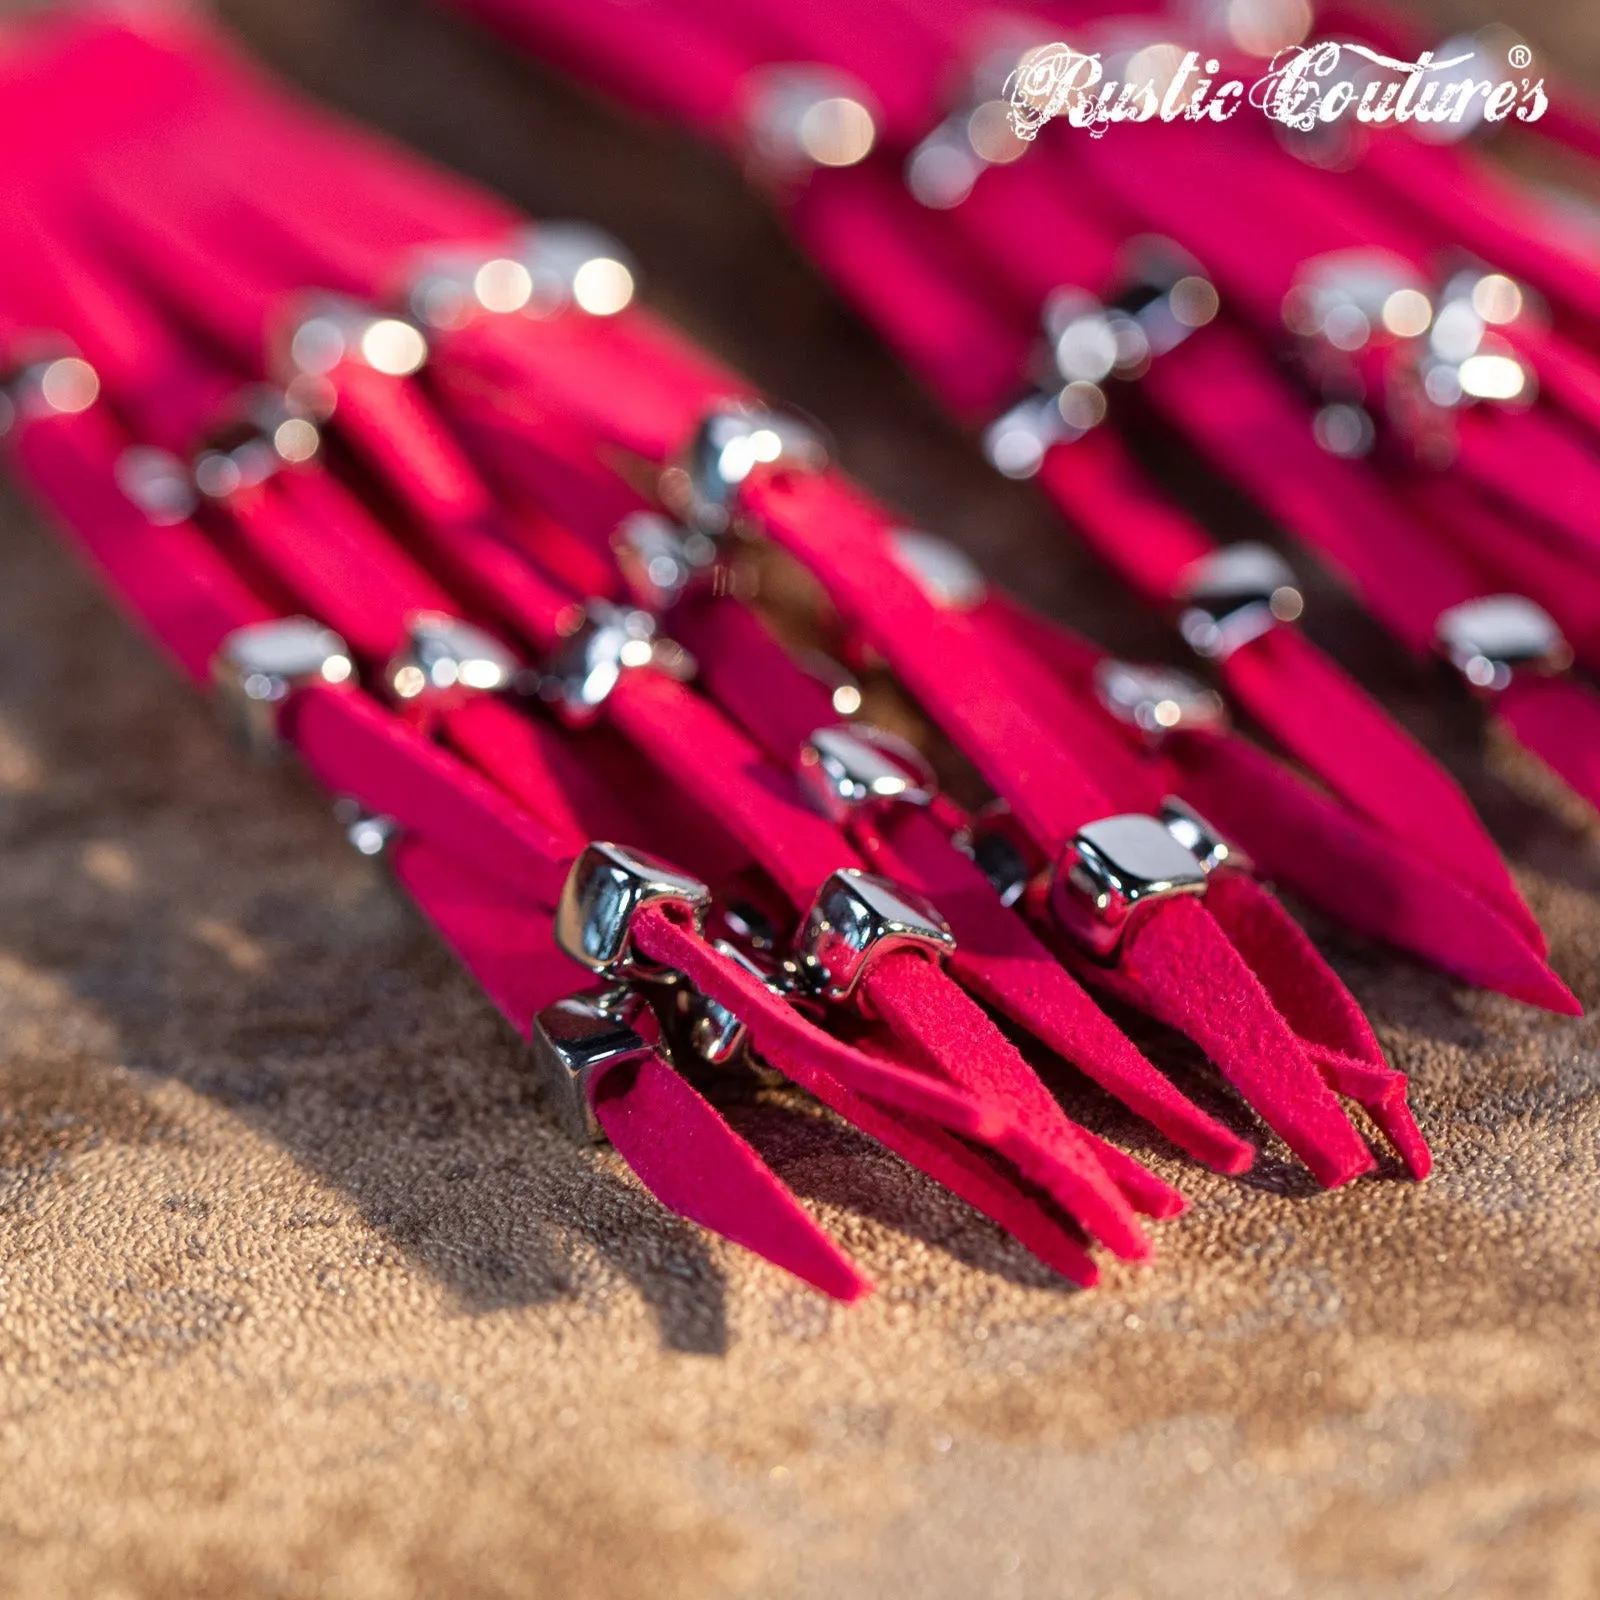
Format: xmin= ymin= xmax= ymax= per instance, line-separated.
xmin=1094 ymin=659 xmax=1229 ymax=739
xmin=529 ymin=988 xmax=654 ymax=1144
xmin=0 ymin=353 xmax=99 ymax=436
xmin=796 ymin=724 xmax=937 ymax=826
xmin=554 ymin=842 xmax=712 ymax=980
xmin=795 ymin=868 xmax=955 ymax=1004
xmin=409 ymin=225 xmax=637 ymax=329
xmin=1110 ymin=237 xmax=1221 ymax=361
xmin=1043 ymin=289 xmax=1150 ymax=385
xmin=612 ymin=511 xmax=719 ymax=611
xmin=1435 ymin=595 xmax=1572 ymax=694
xmin=887 ymin=528 xmax=988 ymax=611
xmin=1417 ymin=271 xmax=1533 ymax=410
xmin=676 ymin=938 xmax=780 ymax=1068
xmin=1282 ymin=249 xmax=1434 ymax=352
xmin=1159 ymin=797 xmax=1251 ymax=877
xmin=192 ymin=389 xmax=321 ymax=499
xmin=115 ymin=446 xmax=198 ymax=526
xmin=983 ymin=390 xmax=1096 ymax=479
xmin=1050 ymin=814 xmax=1209 ymax=958
xmin=336 ymin=802 xmax=401 ymax=861
xmin=741 ymin=64 xmax=878 ymax=180
xmin=1173 ymin=543 xmax=1304 ymax=661
xmin=211 ymin=617 xmax=355 ymax=759
xmin=386 ymin=612 xmax=518 ymax=715
xmin=276 ymin=294 xmax=428 ymax=379
xmin=534 ymin=601 xmax=678 ymax=728
xmin=674 ymin=403 xmax=830 ymax=537
xmin=954 ymin=805 xmax=1036 ymax=909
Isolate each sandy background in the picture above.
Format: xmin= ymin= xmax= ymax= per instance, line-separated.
xmin=0 ymin=0 xmax=1598 ymax=1594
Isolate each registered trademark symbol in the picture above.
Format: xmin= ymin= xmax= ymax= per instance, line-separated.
xmin=1508 ymin=43 xmax=1533 ymax=70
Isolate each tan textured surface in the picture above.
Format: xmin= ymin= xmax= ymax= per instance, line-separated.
xmin=2 ymin=2 xmax=1600 ymax=1595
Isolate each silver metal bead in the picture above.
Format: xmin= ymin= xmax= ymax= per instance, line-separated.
xmin=386 ymin=612 xmax=518 ymax=715
xmin=338 ymin=804 xmax=401 ymax=860
xmin=211 ymin=617 xmax=355 ymax=759
xmin=554 ymin=842 xmax=712 ymax=980
xmin=1435 ymin=595 xmax=1572 ymax=694
xmin=0 ymin=354 xmax=99 ymax=436
xmin=1159 ymin=797 xmax=1251 ymax=877
xmin=1110 ymin=237 xmax=1221 ymax=360
xmin=1043 ymin=288 xmax=1150 ymax=384
xmin=795 ymin=868 xmax=955 ymax=1004
xmin=408 ymin=225 xmax=636 ymax=329
xmin=983 ymin=391 xmax=1087 ymax=479
xmin=612 ymin=511 xmax=719 ymax=611
xmin=675 ymin=403 xmax=830 ymax=537
xmin=534 ymin=601 xmax=675 ymax=728
xmin=676 ymin=938 xmax=785 ymax=1069
xmin=1417 ymin=271 xmax=1533 ymax=410
xmin=741 ymin=64 xmax=878 ymax=180
xmin=796 ymin=724 xmax=937 ymax=827
xmin=1282 ymin=249 xmax=1432 ymax=352
xmin=529 ymin=988 xmax=655 ymax=1144
xmin=115 ymin=446 xmax=198 ymax=526
xmin=1093 ymin=659 xmax=1228 ymax=739
xmin=953 ymin=807 xmax=1036 ymax=909
xmin=887 ymin=528 xmax=988 ymax=611
xmin=1050 ymin=813 xmax=1209 ymax=958
xmin=1173 ymin=543 xmax=1304 ymax=661
xmin=277 ymin=293 xmax=428 ymax=379
xmin=192 ymin=388 xmax=321 ymax=499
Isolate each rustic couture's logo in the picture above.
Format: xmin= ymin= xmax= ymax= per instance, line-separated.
xmin=1006 ymin=40 xmax=1548 ymax=140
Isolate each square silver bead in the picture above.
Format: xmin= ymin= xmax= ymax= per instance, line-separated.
xmin=554 ymin=842 xmax=712 ymax=979
xmin=529 ymin=990 xmax=655 ymax=1144
xmin=796 ymin=868 xmax=955 ymax=1003
xmin=1051 ymin=814 xmax=1209 ymax=958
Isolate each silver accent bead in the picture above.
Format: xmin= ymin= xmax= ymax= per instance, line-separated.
xmin=1093 ymin=659 xmax=1228 ymax=739
xmin=1417 ymin=271 xmax=1533 ymax=411
xmin=677 ymin=938 xmax=782 ymax=1068
xmin=1173 ymin=543 xmax=1304 ymax=661
xmin=529 ymin=989 xmax=654 ymax=1144
xmin=554 ymin=842 xmax=712 ymax=980
xmin=1282 ymin=249 xmax=1432 ymax=352
xmin=1435 ymin=595 xmax=1572 ymax=694
xmin=534 ymin=601 xmax=676 ymax=728
xmin=386 ymin=612 xmax=518 ymax=713
xmin=1159 ymin=797 xmax=1251 ymax=877
xmin=338 ymin=803 xmax=401 ymax=860
xmin=887 ymin=528 xmax=988 ymax=610
xmin=1110 ymin=237 xmax=1221 ymax=361
xmin=211 ymin=617 xmax=355 ymax=759
xmin=953 ymin=811 xmax=1035 ymax=909
xmin=983 ymin=390 xmax=1092 ymax=479
xmin=115 ymin=446 xmax=197 ymax=525
xmin=192 ymin=389 xmax=321 ymax=499
xmin=796 ymin=724 xmax=937 ymax=826
xmin=0 ymin=354 xmax=99 ymax=436
xmin=674 ymin=403 xmax=830 ymax=537
xmin=741 ymin=64 xmax=878 ymax=180
xmin=277 ymin=294 xmax=429 ymax=379
xmin=1050 ymin=814 xmax=1209 ymax=959
xmin=408 ymin=224 xmax=637 ymax=329
xmin=612 ymin=511 xmax=719 ymax=611
xmin=796 ymin=868 xmax=955 ymax=1004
